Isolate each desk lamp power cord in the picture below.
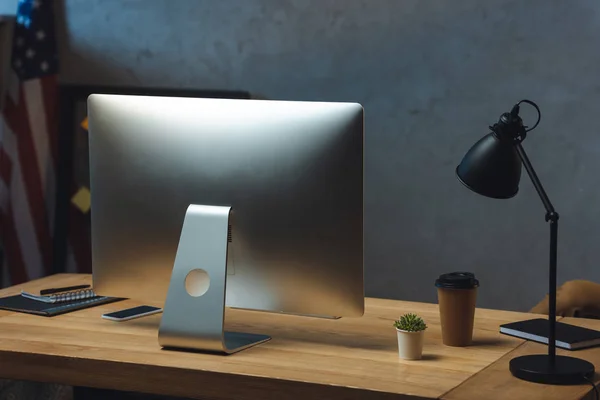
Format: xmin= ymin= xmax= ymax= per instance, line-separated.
xmin=584 ymin=375 xmax=599 ymax=400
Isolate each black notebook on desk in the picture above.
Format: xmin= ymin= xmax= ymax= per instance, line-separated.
xmin=500 ymin=318 xmax=600 ymax=350
xmin=0 ymin=294 xmax=123 ymax=316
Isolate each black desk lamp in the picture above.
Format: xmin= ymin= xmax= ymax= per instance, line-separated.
xmin=456 ymin=100 xmax=595 ymax=385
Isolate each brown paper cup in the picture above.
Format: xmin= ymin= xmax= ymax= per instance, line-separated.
xmin=437 ymin=287 xmax=477 ymax=346
xmin=435 ymin=272 xmax=479 ymax=347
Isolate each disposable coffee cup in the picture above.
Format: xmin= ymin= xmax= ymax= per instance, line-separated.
xmin=435 ymin=272 xmax=479 ymax=347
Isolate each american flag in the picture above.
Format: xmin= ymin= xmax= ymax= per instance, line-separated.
xmin=0 ymin=0 xmax=58 ymax=285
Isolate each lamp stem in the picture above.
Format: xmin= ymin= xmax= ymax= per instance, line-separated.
xmin=515 ymin=143 xmax=558 ymax=364
xmin=549 ymin=219 xmax=558 ymax=364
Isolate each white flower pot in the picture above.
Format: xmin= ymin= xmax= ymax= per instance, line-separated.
xmin=396 ymin=328 xmax=425 ymax=360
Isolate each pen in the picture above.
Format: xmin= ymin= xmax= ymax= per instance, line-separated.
xmin=40 ymin=284 xmax=90 ymax=295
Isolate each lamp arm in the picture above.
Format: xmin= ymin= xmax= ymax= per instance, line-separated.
xmin=514 ymin=143 xmax=556 ymax=218
xmin=514 ymin=141 xmax=558 ymax=364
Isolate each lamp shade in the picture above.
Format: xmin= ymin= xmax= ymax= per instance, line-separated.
xmin=456 ymin=133 xmax=522 ymax=199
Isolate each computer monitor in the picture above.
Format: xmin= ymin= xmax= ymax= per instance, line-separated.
xmin=88 ymin=94 xmax=364 ymax=353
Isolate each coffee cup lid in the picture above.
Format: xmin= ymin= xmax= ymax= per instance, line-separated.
xmin=435 ymin=272 xmax=479 ymax=289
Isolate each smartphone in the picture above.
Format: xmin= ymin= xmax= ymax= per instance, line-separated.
xmin=102 ymin=305 xmax=162 ymax=321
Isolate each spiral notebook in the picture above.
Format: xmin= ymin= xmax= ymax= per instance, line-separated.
xmin=0 ymin=294 xmax=123 ymax=316
xmin=21 ymin=287 xmax=98 ymax=303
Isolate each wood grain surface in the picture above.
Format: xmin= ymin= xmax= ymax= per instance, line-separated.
xmin=443 ymin=317 xmax=600 ymax=400
xmin=0 ymin=274 xmax=558 ymax=399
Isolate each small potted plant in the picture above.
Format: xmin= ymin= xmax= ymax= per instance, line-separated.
xmin=393 ymin=313 xmax=427 ymax=360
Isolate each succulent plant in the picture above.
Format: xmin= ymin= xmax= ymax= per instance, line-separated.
xmin=393 ymin=313 xmax=427 ymax=332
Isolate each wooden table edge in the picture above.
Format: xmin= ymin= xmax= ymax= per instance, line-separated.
xmin=0 ymin=349 xmax=436 ymax=400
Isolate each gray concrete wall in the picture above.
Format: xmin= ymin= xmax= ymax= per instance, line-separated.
xmin=57 ymin=0 xmax=600 ymax=311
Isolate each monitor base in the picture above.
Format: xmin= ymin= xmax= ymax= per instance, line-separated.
xmin=158 ymin=205 xmax=271 ymax=354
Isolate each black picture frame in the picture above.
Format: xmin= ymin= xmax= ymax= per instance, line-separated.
xmin=53 ymin=84 xmax=252 ymax=274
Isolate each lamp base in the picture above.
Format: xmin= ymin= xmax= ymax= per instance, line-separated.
xmin=509 ymin=354 xmax=595 ymax=385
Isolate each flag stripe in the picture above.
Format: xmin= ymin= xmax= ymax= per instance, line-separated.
xmin=0 ymin=117 xmax=17 ymax=166
xmin=0 ymin=119 xmax=17 ymax=214
xmin=23 ymin=79 xmax=56 ymax=234
xmin=40 ymin=75 xmax=59 ymax=165
xmin=0 ymin=147 xmax=12 ymax=185
xmin=3 ymin=88 xmax=53 ymax=276
xmin=1 ymin=253 xmax=11 ymax=288
xmin=0 ymin=179 xmax=8 ymax=214
xmin=0 ymin=148 xmax=12 ymax=184
xmin=0 ymin=204 xmax=28 ymax=284
xmin=9 ymin=146 xmax=45 ymax=281
xmin=6 ymin=69 xmax=19 ymax=106
xmin=0 ymin=147 xmax=12 ymax=212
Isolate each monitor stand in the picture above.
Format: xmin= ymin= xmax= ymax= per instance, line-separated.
xmin=157 ymin=204 xmax=271 ymax=354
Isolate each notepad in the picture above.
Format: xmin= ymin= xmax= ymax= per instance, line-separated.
xmin=0 ymin=294 xmax=123 ymax=316
xmin=21 ymin=287 xmax=98 ymax=303
xmin=500 ymin=318 xmax=600 ymax=350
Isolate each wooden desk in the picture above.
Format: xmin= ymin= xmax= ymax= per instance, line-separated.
xmin=444 ymin=317 xmax=600 ymax=400
xmin=0 ymin=274 xmax=597 ymax=400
